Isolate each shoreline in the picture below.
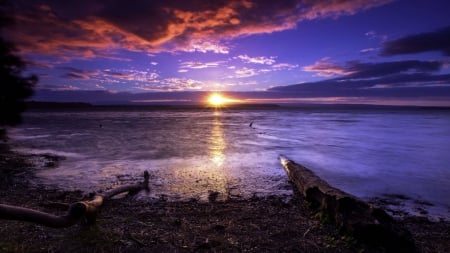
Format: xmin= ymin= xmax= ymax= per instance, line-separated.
xmin=1 ymin=149 xmax=450 ymax=252
xmin=10 ymin=147 xmax=450 ymax=222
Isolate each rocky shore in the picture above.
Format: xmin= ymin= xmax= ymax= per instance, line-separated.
xmin=1 ymin=150 xmax=449 ymax=252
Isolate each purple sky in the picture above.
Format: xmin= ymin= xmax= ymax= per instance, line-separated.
xmin=3 ymin=0 xmax=450 ymax=105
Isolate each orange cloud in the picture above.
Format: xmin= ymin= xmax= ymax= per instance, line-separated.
xmin=8 ymin=7 xmax=157 ymax=59
xmin=6 ymin=0 xmax=393 ymax=59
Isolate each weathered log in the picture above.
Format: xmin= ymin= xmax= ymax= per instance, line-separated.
xmin=280 ymin=156 xmax=415 ymax=252
xmin=0 ymin=171 xmax=150 ymax=228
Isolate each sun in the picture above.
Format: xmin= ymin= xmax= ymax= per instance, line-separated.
xmin=208 ymin=93 xmax=226 ymax=106
xmin=206 ymin=92 xmax=238 ymax=107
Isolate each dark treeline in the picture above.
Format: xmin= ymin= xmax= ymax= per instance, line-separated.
xmin=0 ymin=0 xmax=37 ymax=141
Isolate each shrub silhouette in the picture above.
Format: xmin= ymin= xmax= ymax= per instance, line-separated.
xmin=0 ymin=1 xmax=37 ymax=140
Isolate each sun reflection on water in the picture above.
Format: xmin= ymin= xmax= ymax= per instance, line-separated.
xmin=167 ymin=110 xmax=230 ymax=201
xmin=209 ymin=112 xmax=226 ymax=167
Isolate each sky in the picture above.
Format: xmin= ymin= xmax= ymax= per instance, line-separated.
xmin=2 ymin=0 xmax=450 ymax=106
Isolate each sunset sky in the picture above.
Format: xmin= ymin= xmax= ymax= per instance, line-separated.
xmin=3 ymin=0 xmax=450 ymax=105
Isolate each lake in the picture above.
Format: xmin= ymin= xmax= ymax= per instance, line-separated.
xmin=9 ymin=105 xmax=450 ymax=219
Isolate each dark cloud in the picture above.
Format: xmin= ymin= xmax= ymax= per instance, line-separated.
xmin=62 ymin=67 xmax=99 ymax=80
xmin=6 ymin=0 xmax=392 ymax=57
xmin=343 ymin=60 xmax=442 ymax=79
xmin=303 ymin=58 xmax=443 ymax=79
xmin=269 ymin=76 xmax=450 ymax=98
xmin=303 ymin=59 xmax=442 ymax=78
xmin=59 ymin=67 xmax=161 ymax=85
xmin=270 ymin=60 xmax=450 ymax=98
xmin=381 ymin=26 xmax=450 ymax=56
xmin=64 ymin=72 xmax=90 ymax=80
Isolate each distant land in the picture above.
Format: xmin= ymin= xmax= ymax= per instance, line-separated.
xmin=26 ymin=101 xmax=450 ymax=111
xmin=25 ymin=101 xmax=280 ymax=111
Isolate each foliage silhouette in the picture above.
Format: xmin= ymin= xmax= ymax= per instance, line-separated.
xmin=0 ymin=0 xmax=37 ymax=140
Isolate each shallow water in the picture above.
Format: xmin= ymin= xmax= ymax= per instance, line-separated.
xmin=9 ymin=106 xmax=450 ymax=218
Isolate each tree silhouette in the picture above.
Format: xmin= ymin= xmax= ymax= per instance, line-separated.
xmin=0 ymin=0 xmax=37 ymax=140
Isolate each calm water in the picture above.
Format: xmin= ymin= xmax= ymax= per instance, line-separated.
xmin=9 ymin=106 xmax=450 ymax=218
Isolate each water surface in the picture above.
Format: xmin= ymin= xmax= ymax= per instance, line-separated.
xmin=10 ymin=106 xmax=450 ymax=218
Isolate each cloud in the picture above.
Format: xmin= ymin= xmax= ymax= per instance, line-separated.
xmin=360 ymin=47 xmax=378 ymax=53
xmin=270 ymin=73 xmax=450 ymax=98
xmin=271 ymin=63 xmax=299 ymax=70
xmin=302 ymin=58 xmax=439 ymax=80
xmin=59 ymin=66 xmax=212 ymax=91
xmin=270 ymin=60 xmax=450 ymax=98
xmin=32 ymin=89 xmax=215 ymax=104
xmin=303 ymin=59 xmax=442 ymax=79
xmin=235 ymin=54 xmax=276 ymax=65
xmin=364 ymin=30 xmax=387 ymax=41
xmin=381 ymin=26 xmax=450 ymax=56
xmin=37 ymin=84 xmax=81 ymax=91
xmin=101 ymin=69 xmax=160 ymax=83
xmin=298 ymin=0 xmax=393 ymax=20
xmin=6 ymin=0 xmax=393 ymax=59
xmin=64 ymin=72 xmax=90 ymax=80
xmin=303 ymin=57 xmax=352 ymax=77
xmin=7 ymin=8 xmax=153 ymax=59
xmin=184 ymin=40 xmax=230 ymax=54
xmin=224 ymin=60 xmax=298 ymax=79
xmin=62 ymin=67 xmax=99 ymax=80
xmin=27 ymin=60 xmax=55 ymax=70
xmin=32 ymin=85 xmax=450 ymax=106
xmin=365 ymin=31 xmax=376 ymax=38
xmin=135 ymin=78 xmax=204 ymax=91
xmin=179 ymin=61 xmax=224 ymax=69
xmin=61 ymin=67 xmax=160 ymax=84
xmin=234 ymin=67 xmax=258 ymax=78
xmin=343 ymin=60 xmax=442 ymax=79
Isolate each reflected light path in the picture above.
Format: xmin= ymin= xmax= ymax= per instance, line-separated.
xmin=168 ymin=110 xmax=229 ymax=201
xmin=209 ymin=111 xmax=226 ymax=167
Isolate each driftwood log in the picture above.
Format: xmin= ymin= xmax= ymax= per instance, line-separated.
xmin=280 ymin=156 xmax=415 ymax=252
xmin=0 ymin=171 xmax=149 ymax=228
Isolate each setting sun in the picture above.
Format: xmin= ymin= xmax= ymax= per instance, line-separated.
xmin=207 ymin=93 xmax=239 ymax=107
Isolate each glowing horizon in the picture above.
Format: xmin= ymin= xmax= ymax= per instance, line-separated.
xmin=206 ymin=92 xmax=241 ymax=107
xmin=5 ymin=0 xmax=450 ymax=106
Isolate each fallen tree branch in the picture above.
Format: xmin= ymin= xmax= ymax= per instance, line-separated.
xmin=0 ymin=171 xmax=149 ymax=228
xmin=279 ymin=156 xmax=416 ymax=252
